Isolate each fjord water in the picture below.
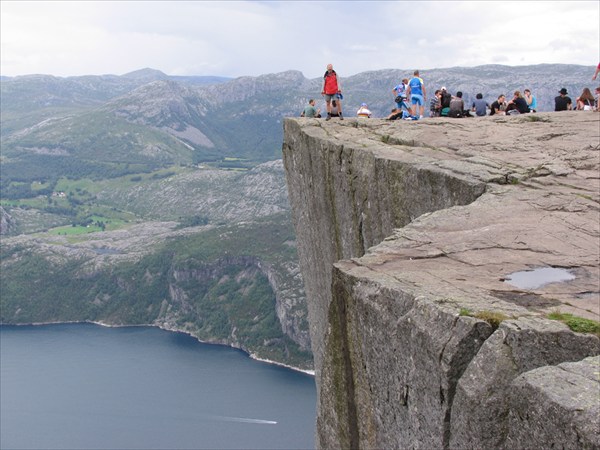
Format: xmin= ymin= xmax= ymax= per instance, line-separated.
xmin=0 ymin=324 xmax=316 ymax=450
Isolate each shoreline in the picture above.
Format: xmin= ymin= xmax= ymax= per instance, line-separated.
xmin=1 ymin=320 xmax=315 ymax=376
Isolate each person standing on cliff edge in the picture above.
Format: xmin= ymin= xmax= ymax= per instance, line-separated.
xmin=322 ymin=64 xmax=343 ymax=121
xmin=406 ymin=70 xmax=426 ymax=119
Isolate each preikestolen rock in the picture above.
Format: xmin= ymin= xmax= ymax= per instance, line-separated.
xmin=283 ymin=112 xmax=600 ymax=449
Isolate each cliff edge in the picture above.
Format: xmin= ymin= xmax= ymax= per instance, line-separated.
xmin=282 ymin=112 xmax=600 ymax=449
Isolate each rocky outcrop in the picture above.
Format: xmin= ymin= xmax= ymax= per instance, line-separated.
xmin=450 ymin=319 xmax=598 ymax=448
xmin=261 ymin=259 xmax=310 ymax=350
xmin=282 ymin=112 xmax=600 ymax=449
xmin=0 ymin=206 xmax=13 ymax=235
xmin=506 ymin=356 xmax=600 ymax=449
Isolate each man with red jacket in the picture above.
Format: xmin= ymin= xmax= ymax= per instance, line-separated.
xmin=322 ymin=64 xmax=343 ymax=120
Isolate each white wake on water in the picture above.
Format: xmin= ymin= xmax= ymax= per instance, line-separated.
xmin=212 ymin=415 xmax=278 ymax=425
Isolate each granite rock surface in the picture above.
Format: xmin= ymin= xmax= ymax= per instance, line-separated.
xmin=282 ymin=112 xmax=600 ymax=449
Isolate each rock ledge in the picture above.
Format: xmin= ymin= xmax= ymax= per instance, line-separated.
xmin=283 ymin=112 xmax=600 ymax=449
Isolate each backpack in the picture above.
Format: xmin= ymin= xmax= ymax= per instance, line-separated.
xmin=441 ymin=92 xmax=452 ymax=108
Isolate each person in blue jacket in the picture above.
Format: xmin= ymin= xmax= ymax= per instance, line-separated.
xmin=406 ymin=70 xmax=426 ymax=119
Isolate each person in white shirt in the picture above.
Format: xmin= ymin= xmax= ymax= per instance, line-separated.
xmin=356 ymin=103 xmax=372 ymax=118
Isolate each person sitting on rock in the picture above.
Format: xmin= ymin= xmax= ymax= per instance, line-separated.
xmin=356 ymin=103 xmax=372 ymax=118
xmin=471 ymin=93 xmax=489 ymax=117
xmin=554 ymin=88 xmax=572 ymax=111
xmin=490 ymin=94 xmax=507 ymax=116
xmin=449 ymin=91 xmax=465 ymax=118
xmin=438 ymin=86 xmax=452 ymax=116
xmin=386 ymin=108 xmax=403 ymax=120
xmin=575 ymin=87 xmax=596 ymax=111
xmin=524 ymin=89 xmax=537 ymax=113
xmin=505 ymin=91 xmax=530 ymax=115
xmin=330 ymin=100 xmax=341 ymax=117
xmin=430 ymin=90 xmax=442 ymax=117
xmin=440 ymin=86 xmax=452 ymax=109
xmin=302 ymin=99 xmax=321 ymax=118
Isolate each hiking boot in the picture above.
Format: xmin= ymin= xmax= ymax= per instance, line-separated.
xmin=339 ymin=113 xmax=344 ymax=120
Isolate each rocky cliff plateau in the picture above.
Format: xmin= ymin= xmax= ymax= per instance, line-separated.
xmin=282 ymin=112 xmax=599 ymax=449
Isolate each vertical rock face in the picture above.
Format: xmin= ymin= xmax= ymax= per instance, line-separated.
xmin=282 ymin=114 xmax=600 ymax=449
xmin=282 ymin=119 xmax=487 ymax=378
xmin=320 ymin=266 xmax=496 ymax=449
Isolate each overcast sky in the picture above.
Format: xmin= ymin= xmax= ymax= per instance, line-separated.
xmin=1 ymin=1 xmax=598 ymax=79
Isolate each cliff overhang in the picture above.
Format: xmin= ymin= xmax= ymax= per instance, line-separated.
xmin=282 ymin=113 xmax=600 ymax=449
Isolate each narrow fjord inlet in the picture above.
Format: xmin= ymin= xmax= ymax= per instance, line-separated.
xmin=0 ymin=324 xmax=317 ymax=450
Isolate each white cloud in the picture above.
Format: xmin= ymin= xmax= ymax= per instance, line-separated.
xmin=1 ymin=1 xmax=598 ymax=78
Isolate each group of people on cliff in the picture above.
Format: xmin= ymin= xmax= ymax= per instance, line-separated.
xmin=424 ymin=88 xmax=539 ymax=118
xmin=302 ymin=63 xmax=600 ymax=120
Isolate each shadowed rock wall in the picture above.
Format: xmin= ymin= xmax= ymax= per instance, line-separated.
xmin=282 ymin=113 xmax=600 ymax=449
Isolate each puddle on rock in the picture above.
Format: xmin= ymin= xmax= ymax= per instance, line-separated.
xmin=504 ymin=267 xmax=575 ymax=290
